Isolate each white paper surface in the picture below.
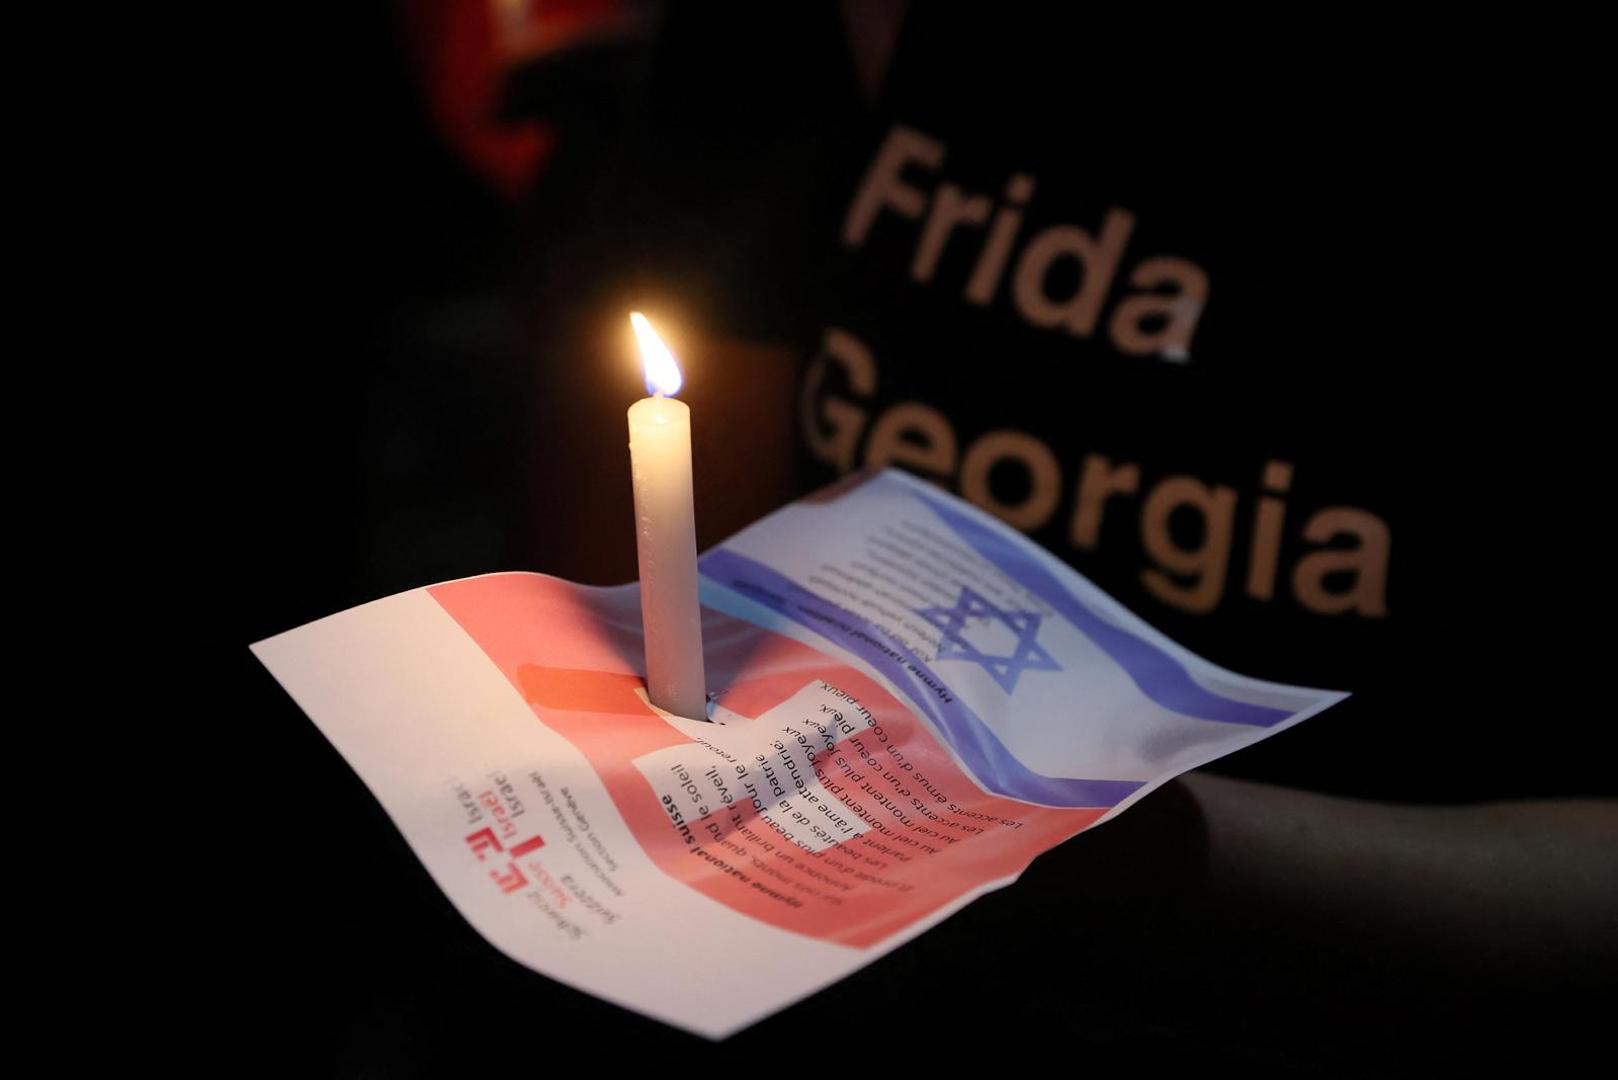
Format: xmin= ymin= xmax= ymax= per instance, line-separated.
xmin=253 ymin=469 xmax=1345 ymax=1038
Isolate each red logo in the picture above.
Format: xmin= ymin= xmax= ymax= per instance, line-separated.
xmin=465 ymin=828 xmax=503 ymax=861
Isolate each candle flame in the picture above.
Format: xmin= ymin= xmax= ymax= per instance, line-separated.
xmin=630 ymin=312 xmax=683 ymax=396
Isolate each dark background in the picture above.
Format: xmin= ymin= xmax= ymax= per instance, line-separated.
xmin=159 ymin=4 xmax=1609 ymax=1075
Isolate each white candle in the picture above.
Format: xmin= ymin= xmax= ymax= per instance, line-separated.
xmin=628 ymin=313 xmax=707 ymax=720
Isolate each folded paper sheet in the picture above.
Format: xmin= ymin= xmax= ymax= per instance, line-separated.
xmin=253 ymin=469 xmax=1346 ymax=1038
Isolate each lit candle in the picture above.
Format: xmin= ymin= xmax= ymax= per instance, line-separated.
xmin=627 ymin=313 xmax=708 ymax=720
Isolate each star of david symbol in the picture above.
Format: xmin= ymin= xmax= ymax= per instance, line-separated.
xmin=916 ymin=586 xmax=1061 ymax=693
